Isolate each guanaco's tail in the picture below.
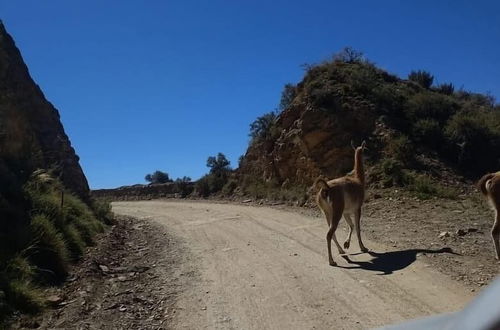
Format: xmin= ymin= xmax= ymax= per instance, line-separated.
xmin=477 ymin=173 xmax=495 ymax=195
xmin=315 ymin=178 xmax=329 ymax=190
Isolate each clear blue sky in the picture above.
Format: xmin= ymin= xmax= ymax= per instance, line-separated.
xmin=1 ymin=1 xmax=499 ymax=189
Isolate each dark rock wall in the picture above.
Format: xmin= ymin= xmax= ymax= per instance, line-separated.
xmin=0 ymin=21 xmax=89 ymax=197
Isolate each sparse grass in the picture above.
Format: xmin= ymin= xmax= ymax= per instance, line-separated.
xmin=221 ymin=179 xmax=238 ymax=196
xmin=30 ymin=215 xmax=69 ymax=282
xmin=64 ymin=194 xmax=105 ymax=246
xmin=0 ymin=170 xmax=113 ymax=319
xmin=61 ymin=224 xmax=86 ymax=260
xmin=372 ymin=160 xmax=459 ymax=200
xmin=0 ymin=256 xmax=44 ymax=319
xmin=91 ymin=198 xmax=114 ymax=225
xmin=385 ymin=135 xmax=415 ymax=166
xmin=4 ymin=256 xmax=35 ymax=281
xmin=379 ymin=158 xmax=408 ymax=187
xmin=407 ymin=174 xmax=459 ymax=200
xmin=4 ymin=279 xmax=44 ymax=314
xmin=242 ymin=179 xmax=309 ymax=205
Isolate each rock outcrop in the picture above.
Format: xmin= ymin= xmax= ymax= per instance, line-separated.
xmin=239 ymin=88 xmax=376 ymax=186
xmin=0 ymin=21 xmax=89 ymax=197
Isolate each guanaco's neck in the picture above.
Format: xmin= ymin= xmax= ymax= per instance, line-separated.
xmin=354 ymin=148 xmax=365 ymax=184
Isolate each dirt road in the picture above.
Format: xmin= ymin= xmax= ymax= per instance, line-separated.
xmin=113 ymin=200 xmax=473 ymax=329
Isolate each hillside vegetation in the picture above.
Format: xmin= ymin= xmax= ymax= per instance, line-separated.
xmin=237 ymin=48 xmax=500 ymax=201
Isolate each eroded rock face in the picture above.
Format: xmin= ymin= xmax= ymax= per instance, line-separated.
xmin=239 ymin=99 xmax=376 ymax=186
xmin=0 ymin=21 xmax=89 ymax=197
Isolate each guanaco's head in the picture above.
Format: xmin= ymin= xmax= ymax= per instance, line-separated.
xmin=351 ymin=140 xmax=367 ymax=153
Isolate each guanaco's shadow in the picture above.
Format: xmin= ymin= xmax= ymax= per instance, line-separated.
xmin=337 ymin=247 xmax=458 ymax=275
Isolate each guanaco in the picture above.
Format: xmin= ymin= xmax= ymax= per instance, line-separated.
xmin=477 ymin=172 xmax=500 ymax=260
xmin=315 ymin=141 xmax=368 ymax=266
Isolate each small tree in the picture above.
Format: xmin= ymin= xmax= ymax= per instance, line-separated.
xmin=436 ymin=83 xmax=454 ymax=95
xmin=333 ymin=47 xmax=364 ymax=63
xmin=249 ymin=112 xmax=277 ymax=141
xmin=207 ymin=153 xmax=231 ymax=175
xmin=175 ymin=176 xmax=191 ymax=183
xmin=145 ymin=170 xmax=172 ymax=184
xmin=195 ymin=153 xmax=232 ymax=197
xmin=408 ymin=70 xmax=434 ymax=89
xmin=278 ymin=83 xmax=296 ymax=112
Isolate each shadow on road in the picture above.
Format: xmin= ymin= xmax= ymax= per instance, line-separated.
xmin=337 ymin=247 xmax=458 ymax=275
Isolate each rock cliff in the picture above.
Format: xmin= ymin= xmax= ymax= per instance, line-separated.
xmin=0 ymin=21 xmax=89 ymax=197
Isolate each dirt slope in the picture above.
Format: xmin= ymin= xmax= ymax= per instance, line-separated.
xmin=113 ymin=200 xmax=474 ymax=330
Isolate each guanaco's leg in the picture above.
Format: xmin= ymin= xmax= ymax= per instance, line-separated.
xmin=354 ymin=207 xmax=368 ymax=253
xmin=326 ymin=204 xmax=345 ymax=266
xmin=343 ymin=214 xmax=354 ymax=249
xmin=492 ymin=210 xmax=500 ymax=260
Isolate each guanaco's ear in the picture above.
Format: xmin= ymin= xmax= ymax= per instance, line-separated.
xmin=351 ymin=140 xmax=356 ymax=150
xmin=361 ymin=140 xmax=366 ymax=149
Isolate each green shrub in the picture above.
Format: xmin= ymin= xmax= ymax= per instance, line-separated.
xmin=408 ymin=70 xmax=434 ymax=89
xmin=380 ymin=158 xmax=407 ymax=187
xmin=456 ymin=90 xmax=495 ymax=107
xmin=195 ymin=176 xmax=211 ymax=197
xmin=386 ymin=135 xmax=415 ymax=166
xmin=90 ymin=198 xmax=114 ymax=225
xmin=436 ymin=83 xmax=454 ymax=95
xmin=173 ymin=177 xmax=193 ymax=198
xmin=145 ymin=170 xmax=172 ymax=184
xmin=195 ymin=153 xmax=233 ymax=197
xmin=243 ymin=180 xmax=270 ymax=200
xmin=406 ymin=93 xmax=458 ymax=124
xmin=278 ymin=185 xmax=309 ymax=204
xmin=407 ymin=174 xmax=458 ymax=200
xmin=412 ymin=118 xmax=443 ymax=145
xmin=221 ymin=179 xmax=238 ymax=195
xmin=444 ymin=111 xmax=500 ymax=173
xmin=195 ymin=172 xmax=229 ymax=197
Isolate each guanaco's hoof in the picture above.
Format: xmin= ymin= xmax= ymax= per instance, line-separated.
xmin=343 ymin=241 xmax=350 ymax=249
xmin=338 ymin=248 xmax=346 ymax=255
xmin=360 ymin=247 xmax=369 ymax=253
xmin=329 ymin=260 xmax=337 ymax=266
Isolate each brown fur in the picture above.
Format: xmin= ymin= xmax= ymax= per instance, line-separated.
xmin=477 ymin=172 xmax=500 ymax=259
xmin=315 ymin=141 xmax=368 ymax=266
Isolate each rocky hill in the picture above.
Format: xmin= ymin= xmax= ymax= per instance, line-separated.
xmin=0 ymin=21 xmax=110 ymax=321
xmin=238 ymin=50 xmax=500 ymax=192
xmin=0 ymin=20 xmax=88 ymax=198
